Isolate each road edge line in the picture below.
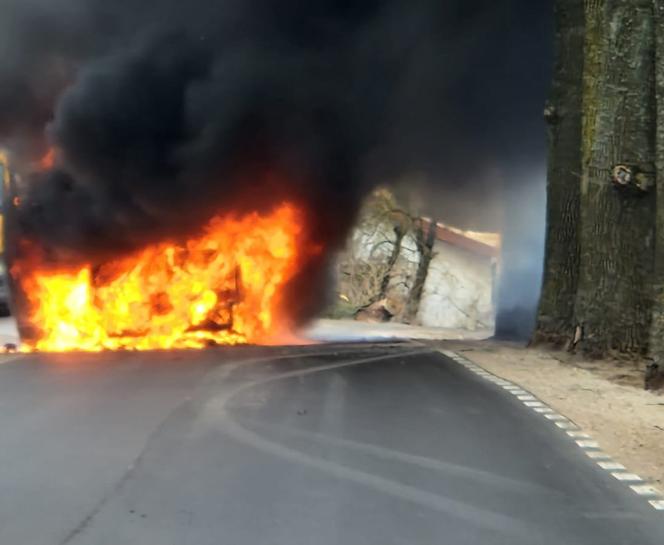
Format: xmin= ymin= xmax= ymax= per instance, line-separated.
xmin=438 ymin=349 xmax=664 ymax=514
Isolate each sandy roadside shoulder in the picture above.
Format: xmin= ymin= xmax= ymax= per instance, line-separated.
xmin=443 ymin=339 xmax=664 ymax=488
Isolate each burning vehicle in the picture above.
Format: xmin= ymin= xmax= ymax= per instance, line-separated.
xmin=8 ymin=201 xmax=314 ymax=352
xmin=0 ymin=16 xmax=373 ymax=353
xmin=4 ymin=147 xmax=330 ymax=352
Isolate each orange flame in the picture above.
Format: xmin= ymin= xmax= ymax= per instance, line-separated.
xmin=16 ymin=203 xmax=314 ymax=352
xmin=38 ymin=148 xmax=56 ymax=170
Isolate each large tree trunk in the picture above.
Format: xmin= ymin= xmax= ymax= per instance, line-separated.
xmin=533 ymin=0 xmax=584 ymax=347
xmin=573 ymin=0 xmax=656 ymax=358
xmin=648 ymin=0 xmax=664 ymax=384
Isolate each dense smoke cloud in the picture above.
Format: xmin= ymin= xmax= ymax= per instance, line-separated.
xmin=0 ymin=0 xmax=552 ymax=327
xmin=5 ymin=1 xmax=388 ymax=257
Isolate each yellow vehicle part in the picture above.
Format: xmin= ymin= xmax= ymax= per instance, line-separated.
xmin=0 ymin=150 xmax=8 ymax=256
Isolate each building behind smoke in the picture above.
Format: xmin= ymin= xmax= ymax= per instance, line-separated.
xmin=332 ymin=191 xmax=500 ymax=331
xmin=417 ymin=224 xmax=499 ymax=331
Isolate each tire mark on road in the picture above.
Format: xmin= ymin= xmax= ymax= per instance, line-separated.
xmin=217 ymin=349 xmax=540 ymax=541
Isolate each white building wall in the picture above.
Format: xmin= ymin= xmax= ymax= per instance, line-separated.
xmin=417 ymin=240 xmax=495 ymax=330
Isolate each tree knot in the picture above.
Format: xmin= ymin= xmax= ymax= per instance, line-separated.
xmin=611 ymin=164 xmax=653 ymax=193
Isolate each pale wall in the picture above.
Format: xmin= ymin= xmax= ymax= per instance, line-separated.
xmin=417 ymin=240 xmax=496 ymax=330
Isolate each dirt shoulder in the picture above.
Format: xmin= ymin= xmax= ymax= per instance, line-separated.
xmin=443 ymin=339 xmax=664 ymax=488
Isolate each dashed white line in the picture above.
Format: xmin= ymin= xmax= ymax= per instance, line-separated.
xmin=576 ymin=440 xmax=600 ymax=449
xmin=441 ymin=349 xmax=664 ymax=514
xmin=598 ymin=461 xmax=626 ymax=471
xmin=630 ymin=485 xmax=661 ymax=497
xmin=555 ymin=421 xmax=576 ymax=430
xmin=567 ymin=431 xmax=590 ymax=439
xmin=586 ymin=451 xmax=611 ymax=460
xmin=612 ymin=473 xmax=643 ymax=483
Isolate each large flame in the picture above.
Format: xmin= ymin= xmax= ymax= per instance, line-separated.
xmin=15 ymin=203 xmax=314 ymax=352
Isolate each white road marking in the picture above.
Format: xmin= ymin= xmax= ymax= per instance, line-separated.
xmin=598 ymin=461 xmax=626 ymax=471
xmin=517 ymin=395 xmax=536 ymax=401
xmin=630 ymin=485 xmax=661 ymax=497
xmin=567 ymin=431 xmax=590 ymax=439
xmin=509 ymin=390 xmax=528 ymax=396
xmin=545 ymin=413 xmax=567 ymax=421
xmin=503 ymin=385 xmax=521 ymax=390
xmin=612 ymin=473 xmax=643 ymax=482
xmin=555 ymin=421 xmax=576 ymax=430
xmin=649 ymin=500 xmax=664 ymax=510
xmin=534 ymin=407 xmax=554 ymax=414
xmin=576 ymin=440 xmax=600 ymax=449
xmin=524 ymin=401 xmax=544 ymax=407
xmin=586 ymin=451 xmax=611 ymax=460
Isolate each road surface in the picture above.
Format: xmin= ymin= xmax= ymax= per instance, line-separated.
xmin=0 ymin=342 xmax=662 ymax=545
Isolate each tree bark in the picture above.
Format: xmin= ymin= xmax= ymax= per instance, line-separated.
xmin=648 ymin=0 xmax=664 ymax=381
xmin=574 ymin=0 xmax=656 ymax=357
xmin=533 ymin=0 xmax=584 ymax=347
xmin=376 ymin=224 xmax=405 ymax=302
xmin=405 ymin=219 xmax=437 ymax=322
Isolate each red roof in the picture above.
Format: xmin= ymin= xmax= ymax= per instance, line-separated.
xmin=421 ymin=219 xmax=499 ymax=259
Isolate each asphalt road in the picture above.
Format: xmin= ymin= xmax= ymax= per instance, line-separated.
xmin=0 ymin=342 xmax=662 ymax=545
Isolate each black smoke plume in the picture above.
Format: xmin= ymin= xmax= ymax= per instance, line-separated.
xmin=0 ymin=0 xmax=552 ymax=329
